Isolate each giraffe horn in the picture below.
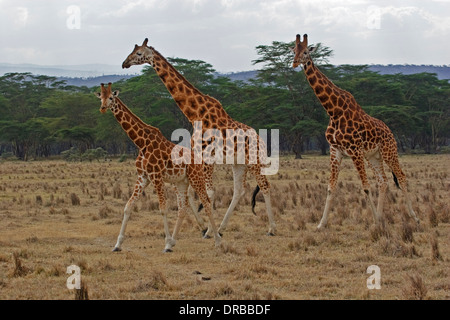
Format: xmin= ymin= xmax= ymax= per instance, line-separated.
xmin=143 ymin=38 xmax=148 ymax=46
xmin=296 ymin=34 xmax=301 ymax=44
xmin=302 ymin=34 xmax=308 ymax=45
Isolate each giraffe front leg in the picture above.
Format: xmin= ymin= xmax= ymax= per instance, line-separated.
xmin=113 ymin=175 xmax=148 ymax=252
xmin=171 ymin=181 xmax=189 ymax=247
xmin=189 ymin=167 xmax=221 ymax=247
xmin=153 ymin=180 xmax=176 ymax=253
xmin=318 ymin=147 xmax=342 ymax=230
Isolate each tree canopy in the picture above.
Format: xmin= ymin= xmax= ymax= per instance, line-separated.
xmin=0 ymin=40 xmax=448 ymax=161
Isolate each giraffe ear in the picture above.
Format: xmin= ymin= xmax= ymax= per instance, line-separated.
xmin=95 ymin=92 xmax=101 ymax=99
xmin=308 ymin=46 xmax=317 ymax=54
xmin=113 ymin=90 xmax=120 ymax=97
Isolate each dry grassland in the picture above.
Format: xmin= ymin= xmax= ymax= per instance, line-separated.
xmin=0 ymin=154 xmax=448 ymax=300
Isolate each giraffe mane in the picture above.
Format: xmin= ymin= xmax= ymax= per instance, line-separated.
xmin=150 ymin=47 xmax=222 ymax=106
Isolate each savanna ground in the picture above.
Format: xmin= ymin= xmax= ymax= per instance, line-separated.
xmin=0 ymin=154 xmax=448 ymax=300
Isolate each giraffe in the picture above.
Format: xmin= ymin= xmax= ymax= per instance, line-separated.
xmin=121 ymin=38 xmax=276 ymax=236
xmin=291 ymin=34 xmax=419 ymax=229
xmin=95 ymin=83 xmax=221 ymax=252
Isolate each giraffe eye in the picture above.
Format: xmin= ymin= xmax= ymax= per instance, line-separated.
xmin=109 ymin=97 xmax=113 ymax=100
xmin=137 ymin=52 xmax=142 ymax=56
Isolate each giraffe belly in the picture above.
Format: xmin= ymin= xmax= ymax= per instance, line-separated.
xmin=163 ymin=167 xmax=187 ymax=183
xmin=334 ymin=146 xmax=353 ymax=157
xmin=363 ymin=146 xmax=380 ymax=159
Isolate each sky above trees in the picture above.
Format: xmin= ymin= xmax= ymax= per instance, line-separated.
xmin=0 ymin=0 xmax=449 ymax=73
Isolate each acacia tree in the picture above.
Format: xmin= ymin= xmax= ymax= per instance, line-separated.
xmin=249 ymin=40 xmax=333 ymax=157
xmin=0 ymin=73 xmax=67 ymax=159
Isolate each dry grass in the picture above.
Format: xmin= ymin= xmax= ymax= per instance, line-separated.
xmin=0 ymin=154 xmax=448 ymax=300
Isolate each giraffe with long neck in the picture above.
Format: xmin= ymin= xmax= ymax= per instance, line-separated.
xmin=292 ymin=34 xmax=419 ymax=229
xmin=122 ymin=38 xmax=276 ymax=236
xmin=95 ymin=83 xmax=221 ymax=252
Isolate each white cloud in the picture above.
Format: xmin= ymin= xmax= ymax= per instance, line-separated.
xmin=14 ymin=7 xmax=28 ymax=28
xmin=0 ymin=0 xmax=449 ymax=71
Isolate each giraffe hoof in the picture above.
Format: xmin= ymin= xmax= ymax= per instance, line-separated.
xmin=201 ymin=229 xmax=208 ymax=237
xmin=266 ymin=232 xmax=275 ymax=236
xmin=203 ymin=234 xmax=212 ymax=239
xmin=112 ymin=247 xmax=122 ymax=252
xmin=163 ymin=248 xmax=173 ymax=253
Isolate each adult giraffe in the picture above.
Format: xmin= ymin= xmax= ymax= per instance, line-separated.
xmin=292 ymin=34 xmax=419 ymax=229
xmin=122 ymin=38 xmax=276 ymax=236
xmin=95 ymin=83 xmax=221 ymax=252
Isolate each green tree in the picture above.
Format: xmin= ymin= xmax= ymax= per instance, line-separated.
xmin=250 ymin=40 xmax=333 ymax=157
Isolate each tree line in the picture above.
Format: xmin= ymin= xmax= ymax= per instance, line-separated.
xmin=0 ymin=41 xmax=448 ymax=161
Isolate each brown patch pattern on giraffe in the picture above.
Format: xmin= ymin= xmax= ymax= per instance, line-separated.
xmin=122 ymin=39 xmax=276 ymax=235
xmin=96 ymin=83 xmax=221 ymax=252
xmin=292 ymin=34 xmax=419 ymax=229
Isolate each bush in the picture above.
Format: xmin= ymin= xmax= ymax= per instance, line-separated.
xmin=1 ymin=152 xmax=18 ymax=161
xmin=61 ymin=147 xmax=81 ymax=162
xmin=118 ymin=154 xmax=127 ymax=163
xmin=81 ymin=148 xmax=107 ymax=162
xmin=61 ymin=147 xmax=108 ymax=162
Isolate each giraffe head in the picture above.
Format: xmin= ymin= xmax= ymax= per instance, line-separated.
xmin=292 ymin=34 xmax=316 ymax=68
xmin=95 ymin=83 xmax=119 ymax=113
xmin=122 ymin=38 xmax=154 ymax=69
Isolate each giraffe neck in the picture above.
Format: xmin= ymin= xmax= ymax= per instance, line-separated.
xmin=149 ymin=47 xmax=231 ymax=125
xmin=112 ymin=97 xmax=162 ymax=150
xmin=303 ymin=57 xmax=361 ymax=119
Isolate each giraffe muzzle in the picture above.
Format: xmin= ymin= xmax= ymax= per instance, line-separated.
xmin=122 ymin=60 xmax=130 ymax=69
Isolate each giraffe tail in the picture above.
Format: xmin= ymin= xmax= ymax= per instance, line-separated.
xmin=198 ymin=203 xmax=204 ymax=212
xmin=251 ymin=185 xmax=260 ymax=215
xmin=392 ymin=172 xmax=400 ymax=189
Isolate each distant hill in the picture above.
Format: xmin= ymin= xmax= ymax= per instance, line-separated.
xmin=223 ymin=65 xmax=450 ymax=82
xmin=368 ymin=64 xmax=450 ymax=80
xmin=0 ymin=63 xmax=142 ymax=88
xmin=1 ymin=63 xmax=448 ymax=87
xmin=59 ymin=75 xmax=137 ymax=87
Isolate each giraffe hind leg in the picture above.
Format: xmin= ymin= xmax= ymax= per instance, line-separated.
xmin=367 ymin=151 xmax=388 ymax=229
xmin=113 ymin=175 xmax=149 ymax=252
xmin=204 ymin=164 xmax=247 ymax=237
xmin=351 ymin=153 xmax=381 ymax=226
xmin=383 ymin=153 xmax=420 ymax=224
xmin=248 ymin=165 xmax=276 ymax=236
xmin=392 ymin=172 xmax=400 ymax=189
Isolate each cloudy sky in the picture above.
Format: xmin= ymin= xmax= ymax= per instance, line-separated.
xmin=0 ymin=0 xmax=449 ymax=73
